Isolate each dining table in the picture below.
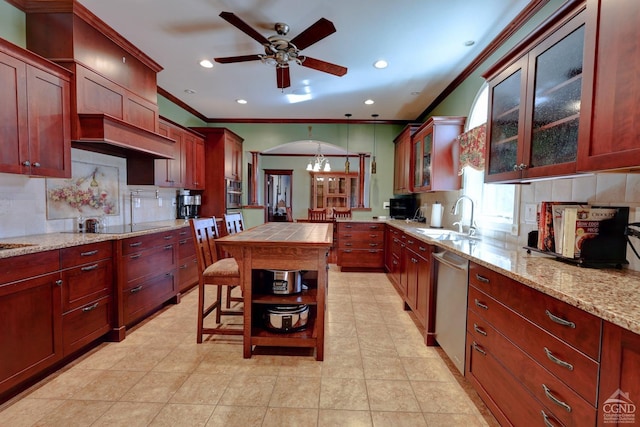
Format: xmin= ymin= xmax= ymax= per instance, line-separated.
xmin=215 ymin=222 xmax=333 ymax=360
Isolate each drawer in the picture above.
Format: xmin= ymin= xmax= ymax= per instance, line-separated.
xmin=177 ymin=256 xmax=199 ymax=292
xmin=338 ymin=249 xmax=384 ymax=268
xmin=339 ymin=222 xmax=384 ymax=233
xmin=121 ymin=230 xmax=178 ymax=255
xmin=176 ymin=227 xmax=191 ymax=240
xmin=0 ymin=250 xmax=59 ymax=285
xmin=469 ymin=262 xmax=602 ymax=360
xmin=61 ymin=258 xmax=113 ymax=312
xmin=404 ymin=236 xmax=432 ymax=258
xmin=177 ymin=236 xmax=195 ymax=259
xmin=467 ymin=309 xmax=597 ymax=426
xmin=61 ymin=241 xmax=113 ymax=268
xmin=62 ymin=296 xmax=112 ymax=355
xmin=122 ymin=244 xmax=176 ymax=284
xmin=338 ymin=230 xmax=384 ymax=245
xmin=469 ymin=286 xmax=599 ymax=405
xmin=466 ymin=332 xmax=569 ymax=427
xmin=123 ymin=272 xmax=176 ymax=324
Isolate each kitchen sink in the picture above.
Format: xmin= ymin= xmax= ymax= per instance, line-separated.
xmin=412 ymin=228 xmax=480 ymax=242
xmin=0 ymin=243 xmax=35 ymax=250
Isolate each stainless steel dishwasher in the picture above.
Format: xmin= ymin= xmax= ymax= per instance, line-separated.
xmin=433 ymin=249 xmax=469 ymax=374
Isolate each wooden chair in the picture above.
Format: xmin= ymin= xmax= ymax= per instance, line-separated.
xmin=308 ymin=208 xmax=327 ymax=222
xmin=332 ymin=207 xmax=352 ymax=219
xmin=190 ymin=217 xmax=243 ymax=342
xmin=223 ymin=212 xmax=245 ymax=235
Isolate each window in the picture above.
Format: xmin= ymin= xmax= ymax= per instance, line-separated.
xmin=461 ymin=84 xmax=519 ymax=235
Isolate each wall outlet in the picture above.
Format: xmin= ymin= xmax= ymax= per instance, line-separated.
xmin=524 ymin=203 xmax=537 ymax=224
xmin=383 ymin=201 xmax=390 ymax=210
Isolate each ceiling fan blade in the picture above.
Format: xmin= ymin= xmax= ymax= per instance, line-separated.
xmin=214 ymin=54 xmax=262 ymax=64
xmin=300 ymin=56 xmax=347 ymax=77
xmin=219 ymin=11 xmax=270 ymax=45
xmin=276 ymin=66 xmax=291 ymax=89
xmin=290 ymin=18 xmax=336 ymax=50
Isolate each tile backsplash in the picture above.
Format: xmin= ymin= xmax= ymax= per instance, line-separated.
xmin=418 ymin=173 xmax=640 ymax=272
xmin=0 ymin=148 xmax=178 ymax=238
xmin=1 ymin=150 xmax=639 ymax=272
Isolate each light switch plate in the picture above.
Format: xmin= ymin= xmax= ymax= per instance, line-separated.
xmin=524 ymin=203 xmax=537 ymax=224
xmin=383 ymin=202 xmax=390 ymax=209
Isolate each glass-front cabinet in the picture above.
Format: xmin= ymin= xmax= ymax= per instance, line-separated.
xmin=411 ymin=117 xmax=465 ymax=192
xmin=485 ymin=7 xmax=587 ymax=183
xmin=310 ymin=172 xmax=357 ymax=211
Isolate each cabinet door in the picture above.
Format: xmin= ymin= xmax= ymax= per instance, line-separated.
xmin=0 ymin=50 xmax=29 ymax=175
xmin=578 ymin=0 xmax=640 ymax=172
xmin=25 ymin=65 xmax=71 ymax=178
xmin=394 ymin=137 xmax=411 ymax=194
xmin=155 ymin=122 xmax=184 ymax=187
xmin=225 ymin=136 xmax=242 ymax=180
xmin=185 ymin=134 xmax=205 ymax=190
xmin=523 ymin=13 xmax=586 ymax=179
xmin=485 ymin=57 xmax=528 ymax=182
xmin=0 ymin=272 xmax=63 ymax=393
xmin=598 ymin=322 xmax=640 ymax=426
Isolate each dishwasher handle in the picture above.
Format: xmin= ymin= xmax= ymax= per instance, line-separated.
xmin=433 ymin=251 xmax=468 ymax=271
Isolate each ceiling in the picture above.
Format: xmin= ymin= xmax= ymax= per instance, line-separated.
xmin=77 ymin=0 xmax=532 ymax=122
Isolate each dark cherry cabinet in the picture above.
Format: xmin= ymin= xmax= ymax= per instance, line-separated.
xmin=176 ymin=227 xmax=198 ymax=294
xmin=577 ymin=0 xmax=640 ymax=172
xmin=393 ymin=124 xmax=419 ymax=195
xmin=411 ymin=117 xmax=465 ymax=192
xmin=0 ymin=251 xmax=62 ymax=398
xmin=484 ymin=2 xmax=588 ymax=182
xmin=0 ymin=40 xmax=71 ymax=178
xmin=155 ymin=119 xmax=185 ymax=188
xmin=336 ymin=222 xmax=385 ymax=271
xmin=191 ymin=127 xmax=244 ymax=217
xmin=185 ymin=132 xmax=206 ymax=190
xmin=597 ymin=322 xmax=640 ymax=426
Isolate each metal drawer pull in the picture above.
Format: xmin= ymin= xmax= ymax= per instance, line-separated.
xmin=475 ymin=274 xmax=490 ymax=283
xmin=179 ymin=239 xmax=188 ymax=245
xmin=369 ymin=225 xmax=378 ymax=229
xmin=81 ymin=264 xmax=99 ymax=272
xmin=541 ymin=410 xmax=559 ymax=427
xmin=370 ymin=234 xmax=378 ymax=238
xmin=80 ymin=250 xmax=99 ymax=256
xmin=544 ymin=347 xmax=574 ymax=371
xmin=55 ymin=279 xmax=63 ymax=286
xmin=164 ymin=244 xmax=173 ymax=250
xmin=345 ymin=225 xmax=353 ymax=228
xmin=344 ymin=234 xmax=352 ymax=238
xmin=344 ymin=249 xmax=352 ymax=253
xmin=130 ymin=285 xmax=143 ymax=293
xmin=472 ymin=341 xmax=486 ymax=355
xmin=345 ymin=243 xmax=352 ymax=246
xmin=474 ymin=299 xmax=489 ymax=310
xmin=180 ymin=264 xmax=188 ymax=269
xmin=129 ymin=242 xmax=142 ymax=247
xmin=130 ymin=254 xmax=141 ymax=260
xmin=82 ymin=302 xmax=99 ymax=312
xmin=419 ymin=246 xmax=427 ymax=252
xmin=163 ymin=235 xmax=173 ymax=240
xmin=545 ymin=310 xmax=576 ymax=328
xmin=369 ymin=249 xmax=378 ymax=253
xmin=407 ymin=239 xmax=414 ymax=244
xmin=542 ymin=384 xmax=572 ymax=412
xmin=411 ymin=258 xmax=418 ymax=264
xmin=369 ymin=243 xmax=378 ymax=247
xmin=473 ymin=323 xmax=487 ymax=336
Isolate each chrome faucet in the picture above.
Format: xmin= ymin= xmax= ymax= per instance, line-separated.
xmin=451 ymin=195 xmax=477 ymax=236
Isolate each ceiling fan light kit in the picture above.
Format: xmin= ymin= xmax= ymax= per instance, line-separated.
xmin=214 ymin=12 xmax=347 ymax=89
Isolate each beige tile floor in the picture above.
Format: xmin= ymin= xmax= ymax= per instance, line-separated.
xmin=0 ymin=266 xmax=497 ymax=427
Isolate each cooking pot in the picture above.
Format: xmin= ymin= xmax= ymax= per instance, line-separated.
xmin=264 ymin=304 xmax=309 ymax=332
xmin=264 ymin=269 xmax=303 ymax=295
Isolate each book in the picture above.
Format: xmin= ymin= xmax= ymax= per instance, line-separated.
xmin=549 ymin=203 xmax=585 ymax=254
xmin=537 ymin=201 xmax=584 ymax=252
xmin=561 ymin=206 xmax=619 ymax=258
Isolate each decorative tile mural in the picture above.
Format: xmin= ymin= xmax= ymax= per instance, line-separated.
xmin=46 ymin=161 xmax=119 ymax=219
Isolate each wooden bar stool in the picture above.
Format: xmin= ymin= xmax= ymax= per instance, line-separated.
xmin=223 ymin=212 xmax=245 ymax=235
xmin=190 ymin=217 xmax=243 ymax=342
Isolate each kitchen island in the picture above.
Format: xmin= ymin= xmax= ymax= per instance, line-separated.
xmin=216 ymin=222 xmax=333 ymax=360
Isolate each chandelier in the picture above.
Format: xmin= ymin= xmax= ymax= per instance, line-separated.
xmin=305 ymin=126 xmax=331 ymax=172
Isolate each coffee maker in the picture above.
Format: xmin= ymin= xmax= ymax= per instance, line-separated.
xmin=177 ymin=190 xmax=201 ymax=219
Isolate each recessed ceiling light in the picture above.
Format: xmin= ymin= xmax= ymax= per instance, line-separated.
xmin=184 ymin=89 xmax=196 ymax=94
xmin=199 ymin=59 xmax=214 ymax=68
xmin=373 ymin=59 xmax=388 ymax=69
xmin=411 ymin=91 xmax=420 ymax=96
xmin=464 ymin=40 xmax=475 ymax=47
xmin=236 ymin=99 xmax=247 ymax=104
xmin=364 ymin=99 xmax=375 ymax=105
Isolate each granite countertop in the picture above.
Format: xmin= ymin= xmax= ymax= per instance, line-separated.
xmin=386 ymin=219 xmax=640 ymax=335
xmin=0 ymin=220 xmax=191 ymax=259
xmin=2 ymin=218 xmax=639 ymax=335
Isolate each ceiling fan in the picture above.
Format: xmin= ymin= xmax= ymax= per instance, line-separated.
xmin=214 ymin=11 xmax=348 ymax=89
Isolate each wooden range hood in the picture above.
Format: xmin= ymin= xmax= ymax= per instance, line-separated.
xmin=23 ymin=0 xmax=174 ymax=160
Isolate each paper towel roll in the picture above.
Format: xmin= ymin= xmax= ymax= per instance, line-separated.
xmin=430 ymin=203 xmax=443 ymax=228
